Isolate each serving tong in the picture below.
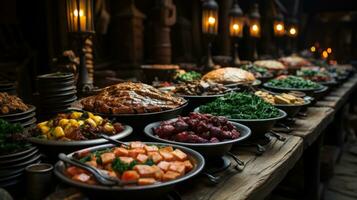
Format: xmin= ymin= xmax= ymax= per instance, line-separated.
xmin=58 ymin=153 xmax=136 ymax=186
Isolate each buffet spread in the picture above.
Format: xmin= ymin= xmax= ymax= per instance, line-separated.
xmin=1 ymin=55 xmax=356 ymax=200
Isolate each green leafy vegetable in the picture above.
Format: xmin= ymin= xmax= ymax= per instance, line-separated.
xmin=267 ymin=76 xmax=321 ymax=89
xmin=0 ymin=119 xmax=27 ymax=154
xmin=112 ymin=158 xmax=138 ymax=173
xmin=177 ymin=71 xmax=202 ymax=82
xmin=144 ymin=158 xmax=155 ymax=166
xmin=199 ymin=92 xmax=281 ymax=119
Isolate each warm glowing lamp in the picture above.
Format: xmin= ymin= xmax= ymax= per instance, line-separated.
xmin=322 ymin=50 xmax=328 ymax=59
xmin=229 ymin=0 xmax=244 ymax=65
xmin=202 ymin=0 xmax=219 ymax=35
xmin=202 ymin=0 xmax=219 ymax=70
xmin=327 ymin=48 xmax=332 ymax=54
xmin=310 ymin=46 xmax=316 ymax=52
xmin=65 ymin=0 xmax=95 ymax=93
xmin=66 ymin=0 xmax=94 ymax=33
xmin=273 ymin=13 xmax=285 ymax=37
xmin=249 ymin=4 xmax=261 ymax=38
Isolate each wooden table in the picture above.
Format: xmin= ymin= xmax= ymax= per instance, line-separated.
xmin=180 ymin=134 xmax=303 ymax=200
xmin=291 ymin=107 xmax=335 ymax=147
xmin=316 ymin=75 xmax=357 ymax=110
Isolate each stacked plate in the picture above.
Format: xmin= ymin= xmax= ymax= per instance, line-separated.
xmin=0 ymin=81 xmax=16 ymax=95
xmin=0 ymin=146 xmax=41 ymax=188
xmin=37 ymin=73 xmax=77 ymax=117
xmin=0 ymin=105 xmax=37 ymax=128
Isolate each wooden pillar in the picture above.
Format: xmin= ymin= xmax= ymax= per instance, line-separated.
xmin=217 ymin=0 xmax=232 ymax=56
xmin=192 ymin=0 xmax=202 ymax=64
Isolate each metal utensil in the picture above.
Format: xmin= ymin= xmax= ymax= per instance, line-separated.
xmin=58 ymin=153 xmax=117 ymax=186
xmin=99 ymin=134 xmax=129 ymax=148
xmin=226 ymin=152 xmax=245 ymax=171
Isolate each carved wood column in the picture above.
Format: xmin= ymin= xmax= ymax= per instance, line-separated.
xmin=218 ymin=0 xmax=232 ymax=56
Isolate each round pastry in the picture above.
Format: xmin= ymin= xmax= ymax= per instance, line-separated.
xmin=202 ymin=67 xmax=255 ymax=84
xmin=253 ymin=60 xmax=286 ymax=70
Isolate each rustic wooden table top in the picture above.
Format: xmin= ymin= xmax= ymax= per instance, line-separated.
xmin=316 ymin=74 xmax=357 ymax=110
xmin=291 ymin=107 xmax=335 ymax=147
xmin=180 ymin=134 xmax=303 ymax=200
xmin=180 ymin=74 xmax=357 ymax=200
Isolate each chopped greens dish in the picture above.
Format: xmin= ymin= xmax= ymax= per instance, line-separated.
xmin=266 ymin=76 xmax=322 ymax=89
xmin=241 ymin=64 xmax=271 ymax=78
xmin=199 ymin=92 xmax=281 ymax=119
xmin=0 ymin=119 xmax=29 ymax=154
xmin=176 ymin=71 xmax=202 ymax=82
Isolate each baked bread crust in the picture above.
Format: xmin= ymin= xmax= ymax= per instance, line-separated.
xmin=253 ymin=60 xmax=286 ymax=70
xmin=202 ymin=68 xmax=256 ymax=84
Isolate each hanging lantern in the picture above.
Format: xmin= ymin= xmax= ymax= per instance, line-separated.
xmin=202 ymin=0 xmax=219 ymax=35
xmin=273 ymin=13 xmax=285 ymax=37
xmin=249 ymin=4 xmax=261 ymax=38
xmin=287 ymin=18 xmax=298 ymax=37
xmin=229 ymin=1 xmax=244 ymax=38
xmin=65 ymin=0 xmax=94 ymax=33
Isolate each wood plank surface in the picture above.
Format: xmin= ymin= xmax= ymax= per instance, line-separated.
xmin=291 ymin=107 xmax=335 ymax=147
xmin=180 ymin=134 xmax=303 ymax=200
xmin=315 ymin=74 xmax=357 ymax=110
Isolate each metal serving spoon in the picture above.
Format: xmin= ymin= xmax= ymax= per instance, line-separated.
xmin=59 ymin=153 xmax=135 ymax=186
xmin=99 ymin=134 xmax=129 ymax=148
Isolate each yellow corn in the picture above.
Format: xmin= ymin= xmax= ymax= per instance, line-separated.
xmin=59 ymin=119 xmax=69 ymax=127
xmin=70 ymin=111 xmax=83 ymax=119
xmin=53 ymin=126 xmax=65 ymax=138
xmin=86 ymin=118 xmax=96 ymax=127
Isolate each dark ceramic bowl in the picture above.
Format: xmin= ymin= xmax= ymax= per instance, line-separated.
xmin=0 ymin=105 xmax=36 ymax=120
xmin=274 ymin=99 xmax=311 ymax=118
xmin=144 ymin=119 xmax=251 ymax=157
xmin=27 ymin=125 xmax=133 ymax=158
xmin=263 ymin=82 xmax=324 ymax=96
xmin=194 ymin=108 xmax=287 ymax=138
xmin=87 ymin=103 xmax=188 ymax=133
xmin=178 ymin=92 xmax=230 ymax=114
xmin=54 ymin=142 xmax=205 ymax=198
xmin=312 ymin=85 xmax=329 ymax=101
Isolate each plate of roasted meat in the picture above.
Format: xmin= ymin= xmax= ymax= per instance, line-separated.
xmin=79 ymin=82 xmax=187 ymax=130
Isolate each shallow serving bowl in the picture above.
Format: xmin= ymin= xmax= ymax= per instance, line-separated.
xmin=263 ymin=82 xmax=325 ymax=97
xmin=86 ymin=103 xmax=188 ymax=133
xmin=274 ymin=99 xmax=311 ymax=118
xmin=54 ymin=142 xmax=205 ymax=198
xmin=144 ymin=119 xmax=251 ymax=157
xmin=194 ymin=108 xmax=287 ymax=138
xmin=27 ymin=125 xmax=133 ymax=158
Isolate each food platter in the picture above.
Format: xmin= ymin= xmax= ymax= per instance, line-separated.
xmin=194 ymin=107 xmax=287 ymax=137
xmin=0 ymin=105 xmax=36 ymax=119
xmin=144 ymin=119 xmax=251 ymax=157
xmin=274 ymin=99 xmax=311 ymax=118
xmin=27 ymin=125 xmax=133 ymax=156
xmin=54 ymin=142 xmax=205 ymax=198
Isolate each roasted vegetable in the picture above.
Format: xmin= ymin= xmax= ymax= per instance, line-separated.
xmin=199 ymin=92 xmax=281 ymax=119
xmin=66 ymin=142 xmax=193 ymax=186
xmin=34 ymin=111 xmax=125 ymax=141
